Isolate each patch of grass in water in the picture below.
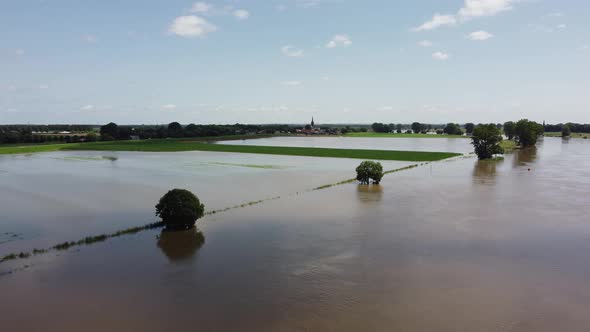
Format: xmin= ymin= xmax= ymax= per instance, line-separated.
xmin=208 ymin=162 xmax=289 ymax=169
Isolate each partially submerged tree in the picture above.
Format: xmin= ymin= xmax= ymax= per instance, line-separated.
xmin=356 ymin=161 xmax=384 ymax=184
xmin=156 ymin=189 xmax=205 ymax=229
xmin=471 ymin=124 xmax=504 ymax=160
xmin=503 ymin=121 xmax=516 ymax=140
xmin=515 ymin=119 xmax=544 ymax=147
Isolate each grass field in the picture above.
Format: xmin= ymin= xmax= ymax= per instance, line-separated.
xmin=62 ymin=139 xmax=460 ymax=161
xmin=345 ymin=132 xmax=466 ymax=139
xmin=500 ymin=139 xmax=518 ymax=152
xmin=544 ymin=132 xmax=589 ymax=139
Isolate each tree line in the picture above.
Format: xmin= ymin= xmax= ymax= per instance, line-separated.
xmin=472 ymin=119 xmax=545 ymax=160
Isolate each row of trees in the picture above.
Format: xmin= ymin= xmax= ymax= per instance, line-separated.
xmin=503 ymin=119 xmax=544 ymax=147
xmin=472 ymin=119 xmax=545 ymax=160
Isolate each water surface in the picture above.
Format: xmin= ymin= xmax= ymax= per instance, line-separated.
xmin=1 ymin=138 xmax=590 ymax=331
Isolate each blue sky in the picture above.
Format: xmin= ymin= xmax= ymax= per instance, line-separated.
xmin=1 ymin=0 xmax=589 ymax=124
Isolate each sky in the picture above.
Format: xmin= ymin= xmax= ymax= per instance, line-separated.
xmin=1 ymin=0 xmax=589 ymax=125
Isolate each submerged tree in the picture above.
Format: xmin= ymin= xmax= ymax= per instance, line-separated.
xmin=356 ymin=161 xmax=384 ymax=184
xmin=471 ymin=124 xmax=504 ymax=160
xmin=156 ymin=189 xmax=205 ymax=229
xmin=515 ymin=119 xmax=544 ymax=147
xmin=503 ymin=121 xmax=516 ymax=140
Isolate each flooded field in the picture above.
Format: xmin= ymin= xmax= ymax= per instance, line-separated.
xmin=1 ymin=137 xmax=590 ymax=331
xmin=219 ymin=136 xmax=472 ymax=153
xmin=0 ymin=149 xmax=412 ymax=255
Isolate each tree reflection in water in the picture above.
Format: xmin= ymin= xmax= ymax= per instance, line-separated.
xmin=513 ymin=147 xmax=537 ymax=167
xmin=157 ymin=227 xmax=205 ymax=262
xmin=356 ymin=184 xmax=383 ymax=203
xmin=472 ymin=159 xmax=500 ymax=185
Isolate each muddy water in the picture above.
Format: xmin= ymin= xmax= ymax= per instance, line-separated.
xmin=0 ymin=150 xmax=411 ymax=255
xmin=219 ymin=136 xmax=472 ymax=153
xmin=1 ymin=138 xmax=590 ymax=331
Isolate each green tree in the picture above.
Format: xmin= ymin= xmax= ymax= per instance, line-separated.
xmin=503 ymin=121 xmax=516 ymax=140
xmin=515 ymin=119 xmax=543 ymax=147
xmin=356 ymin=161 xmax=384 ymax=184
xmin=471 ymin=124 xmax=504 ymax=160
xmin=562 ymin=124 xmax=571 ymax=137
xmin=444 ymin=123 xmax=463 ymax=135
xmin=411 ymin=122 xmax=422 ymax=134
xmin=85 ymin=132 xmax=97 ymax=142
xmin=100 ymin=122 xmax=118 ymax=141
xmin=156 ymin=189 xmax=205 ymax=229
xmin=167 ymin=122 xmax=184 ymax=138
xmin=465 ymin=123 xmax=475 ymax=135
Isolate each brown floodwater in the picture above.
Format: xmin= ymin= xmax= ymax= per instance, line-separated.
xmin=1 ymin=137 xmax=590 ymax=331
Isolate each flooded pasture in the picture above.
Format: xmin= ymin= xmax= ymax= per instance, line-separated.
xmin=219 ymin=136 xmax=472 ymax=153
xmin=1 ymin=137 xmax=590 ymax=331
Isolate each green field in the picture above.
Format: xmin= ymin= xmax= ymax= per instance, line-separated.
xmin=345 ymin=132 xmax=466 ymax=139
xmin=544 ymin=132 xmax=589 ymax=139
xmin=1 ymin=136 xmax=462 ymax=161
xmin=500 ymin=139 xmax=518 ymax=152
xmin=62 ymin=139 xmax=460 ymax=161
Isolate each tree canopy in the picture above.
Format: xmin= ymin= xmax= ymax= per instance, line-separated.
xmin=444 ymin=123 xmax=463 ymax=135
xmin=471 ymin=124 xmax=504 ymax=160
xmin=356 ymin=161 xmax=384 ymax=184
xmin=503 ymin=121 xmax=516 ymax=140
xmin=155 ymin=189 xmax=205 ymax=229
xmin=515 ymin=119 xmax=544 ymax=147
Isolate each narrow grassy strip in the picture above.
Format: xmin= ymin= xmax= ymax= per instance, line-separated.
xmin=345 ymin=132 xmax=467 ymax=139
xmin=0 ymin=222 xmax=163 ymax=265
xmin=63 ymin=140 xmax=460 ymax=161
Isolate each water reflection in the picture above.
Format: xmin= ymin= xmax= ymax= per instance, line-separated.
xmin=472 ymin=159 xmax=500 ymax=185
xmin=356 ymin=184 xmax=383 ymax=203
xmin=513 ymin=147 xmax=537 ymax=167
xmin=157 ymin=227 xmax=205 ymax=262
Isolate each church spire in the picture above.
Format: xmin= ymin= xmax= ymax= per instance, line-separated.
xmin=311 ymin=117 xmax=315 ymax=128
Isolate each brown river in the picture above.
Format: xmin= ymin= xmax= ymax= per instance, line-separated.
xmin=1 ymin=137 xmax=589 ymax=331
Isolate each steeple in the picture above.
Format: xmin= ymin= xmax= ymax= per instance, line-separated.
xmin=311 ymin=117 xmax=315 ymax=128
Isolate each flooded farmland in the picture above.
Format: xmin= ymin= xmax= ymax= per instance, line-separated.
xmin=1 ymin=137 xmax=590 ymax=331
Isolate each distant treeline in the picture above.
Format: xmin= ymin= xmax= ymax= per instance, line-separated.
xmin=0 ymin=124 xmax=97 ymax=144
xmin=544 ymin=123 xmax=590 ymax=133
xmin=98 ymin=122 xmax=355 ymax=141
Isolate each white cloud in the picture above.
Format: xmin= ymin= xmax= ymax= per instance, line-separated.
xmin=83 ymin=35 xmax=97 ymax=43
xmin=432 ymin=51 xmax=450 ymax=60
xmin=233 ymin=9 xmax=250 ymax=20
xmin=281 ymin=81 xmax=302 ymax=86
xmin=414 ymin=0 xmax=516 ymax=31
xmin=162 ymin=104 xmax=177 ymax=109
xmin=418 ymin=40 xmax=433 ymax=47
xmin=190 ymin=2 xmax=212 ymax=13
xmin=413 ymin=14 xmax=456 ymax=31
xmin=81 ymin=105 xmax=94 ymax=111
xmin=578 ymin=44 xmax=589 ymax=51
xmin=168 ymin=16 xmax=217 ymax=38
xmin=326 ymin=34 xmax=352 ymax=48
xmin=468 ymin=30 xmax=493 ymax=40
xmin=281 ymin=45 xmax=304 ymax=57
xmin=39 ymin=84 xmax=49 ymax=90
xmin=458 ymin=0 xmax=515 ymax=21
xmin=15 ymin=49 xmax=25 ymax=55
xmin=557 ymin=24 xmax=567 ymax=29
